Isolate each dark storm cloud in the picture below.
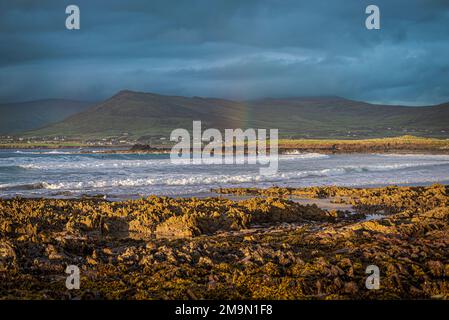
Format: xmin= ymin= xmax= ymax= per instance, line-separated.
xmin=0 ymin=0 xmax=448 ymax=105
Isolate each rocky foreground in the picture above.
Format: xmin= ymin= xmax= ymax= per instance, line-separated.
xmin=1 ymin=185 xmax=449 ymax=299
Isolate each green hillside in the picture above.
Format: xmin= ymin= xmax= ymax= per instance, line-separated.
xmin=25 ymin=90 xmax=449 ymax=139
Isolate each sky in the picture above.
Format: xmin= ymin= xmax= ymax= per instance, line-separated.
xmin=0 ymin=0 xmax=448 ymax=105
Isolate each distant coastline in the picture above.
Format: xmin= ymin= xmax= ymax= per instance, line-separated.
xmin=2 ymin=135 xmax=448 ymax=155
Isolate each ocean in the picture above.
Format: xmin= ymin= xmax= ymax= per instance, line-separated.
xmin=1 ymin=149 xmax=449 ymax=200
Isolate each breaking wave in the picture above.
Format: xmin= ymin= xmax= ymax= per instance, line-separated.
xmin=19 ymin=159 xmax=166 ymax=170
xmin=281 ymin=152 xmax=330 ymax=159
xmin=18 ymin=158 xmax=449 ymax=172
xmin=14 ymin=150 xmax=78 ymax=155
xmin=18 ymin=152 xmax=329 ymax=170
xmin=8 ymin=160 xmax=446 ymax=192
xmin=2 ymin=149 xmax=449 ymax=198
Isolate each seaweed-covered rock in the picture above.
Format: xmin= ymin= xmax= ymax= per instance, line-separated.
xmin=0 ymin=241 xmax=17 ymax=272
xmin=1 ymin=185 xmax=449 ymax=299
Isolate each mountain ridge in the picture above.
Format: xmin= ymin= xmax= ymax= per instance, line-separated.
xmin=21 ymin=91 xmax=449 ymax=139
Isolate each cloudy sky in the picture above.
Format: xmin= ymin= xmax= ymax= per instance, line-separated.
xmin=1 ymin=0 xmax=448 ymax=105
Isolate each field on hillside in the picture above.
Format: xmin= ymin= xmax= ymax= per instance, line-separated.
xmin=0 ymin=141 xmax=91 ymax=149
xmin=278 ymin=136 xmax=449 ymax=153
xmin=2 ymin=135 xmax=449 ymax=153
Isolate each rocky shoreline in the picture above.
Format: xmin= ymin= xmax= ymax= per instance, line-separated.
xmin=91 ymin=140 xmax=449 ymax=155
xmin=1 ymin=184 xmax=448 ymax=299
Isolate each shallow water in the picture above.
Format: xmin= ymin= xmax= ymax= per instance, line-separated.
xmin=1 ymin=149 xmax=449 ymax=199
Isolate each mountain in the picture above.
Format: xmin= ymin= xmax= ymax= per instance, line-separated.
xmin=0 ymin=99 xmax=93 ymax=134
xmin=25 ymin=90 xmax=449 ymax=139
